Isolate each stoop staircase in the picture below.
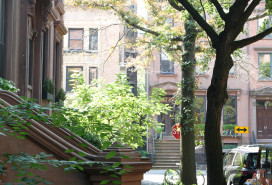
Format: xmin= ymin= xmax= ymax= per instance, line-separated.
xmin=152 ymin=136 xmax=180 ymax=169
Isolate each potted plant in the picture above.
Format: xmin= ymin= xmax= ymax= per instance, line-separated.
xmin=42 ymin=78 xmax=55 ymax=101
xmin=55 ymin=88 xmax=66 ymax=105
xmin=154 ymin=125 xmax=164 ymax=139
xmin=222 ymin=124 xmax=236 ymax=136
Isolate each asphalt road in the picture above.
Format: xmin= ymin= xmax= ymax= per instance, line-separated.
xmin=142 ymin=170 xmax=207 ymax=185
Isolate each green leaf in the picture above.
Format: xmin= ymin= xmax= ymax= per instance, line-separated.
xmin=106 ymin=151 xmax=117 ymax=159
xmin=65 ymin=149 xmax=74 ymax=153
xmin=113 ymin=181 xmax=121 ymax=184
xmin=100 ymin=180 xmax=110 ymax=184
xmin=76 ymin=165 xmax=83 ymax=171
xmin=78 ymin=143 xmax=88 ymax=148
xmin=112 ymin=162 xmax=121 ymax=168
xmin=78 ymin=152 xmax=86 ymax=157
xmin=120 ymin=154 xmax=130 ymax=159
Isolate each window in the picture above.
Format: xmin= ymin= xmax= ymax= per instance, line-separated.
xmin=0 ymin=0 xmax=5 ymax=77
xmin=195 ymin=96 xmax=206 ymax=124
xmin=125 ymin=51 xmax=137 ymax=63
xmin=89 ymin=28 xmax=98 ymax=51
xmin=125 ymin=26 xmax=137 ymax=38
xmin=160 ymin=52 xmax=174 ymax=74
xmin=68 ymin=29 xmax=84 ymax=50
xmin=259 ymin=53 xmax=272 ymax=79
xmin=89 ymin=67 xmax=98 ymax=84
xmin=257 ymin=16 xmax=272 ymax=38
xmin=223 ymin=96 xmax=237 ymax=125
xmin=233 ymin=153 xmax=242 ymax=166
xmin=66 ymin=67 xmax=83 ymax=91
xmin=223 ymin=153 xmax=235 ymax=166
xmin=28 ymin=39 xmax=33 ymax=85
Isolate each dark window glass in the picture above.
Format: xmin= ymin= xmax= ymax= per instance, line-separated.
xmin=259 ymin=53 xmax=272 ymax=79
xmin=160 ymin=52 xmax=174 ymax=74
xmin=28 ymin=39 xmax=33 ymax=86
xmin=195 ymin=96 xmax=206 ymax=124
xmin=89 ymin=67 xmax=98 ymax=84
xmin=89 ymin=28 xmax=98 ymax=51
xmin=68 ymin=29 xmax=83 ymax=50
xmin=223 ymin=96 xmax=237 ymax=125
xmin=66 ymin=67 xmax=83 ymax=91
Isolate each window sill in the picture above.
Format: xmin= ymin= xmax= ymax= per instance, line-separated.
xmin=63 ymin=49 xmax=98 ymax=54
xmin=196 ymin=74 xmax=209 ymax=78
xmin=157 ymin=73 xmax=177 ymax=77
xmin=257 ymin=79 xmax=272 ymax=82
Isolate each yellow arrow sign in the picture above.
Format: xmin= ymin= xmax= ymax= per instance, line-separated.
xmin=235 ymin=126 xmax=249 ymax=134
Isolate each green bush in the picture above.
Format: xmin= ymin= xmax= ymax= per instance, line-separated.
xmin=43 ymin=78 xmax=55 ymax=94
xmin=0 ymin=78 xmax=19 ymax=92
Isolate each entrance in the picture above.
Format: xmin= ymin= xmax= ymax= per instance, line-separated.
xmin=256 ymin=101 xmax=272 ymax=139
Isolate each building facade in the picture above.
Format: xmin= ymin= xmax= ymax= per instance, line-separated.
xmin=148 ymin=1 xmax=272 ymax=149
xmin=0 ymin=0 xmax=67 ymax=104
xmin=62 ymin=6 xmax=138 ymax=95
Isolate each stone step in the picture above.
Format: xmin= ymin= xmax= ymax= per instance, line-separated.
xmin=154 ymin=160 xmax=180 ymax=164
xmin=155 ymin=146 xmax=180 ymax=150
xmin=152 ymin=165 xmax=179 ymax=169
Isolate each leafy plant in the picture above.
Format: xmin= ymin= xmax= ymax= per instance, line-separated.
xmin=42 ymin=78 xmax=55 ymax=94
xmin=56 ymin=88 xmax=66 ymax=101
xmin=222 ymin=124 xmax=235 ymax=131
xmin=0 ymin=78 xmax=19 ymax=92
xmin=62 ymin=74 xmax=171 ymax=149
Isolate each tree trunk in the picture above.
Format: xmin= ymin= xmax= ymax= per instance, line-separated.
xmin=205 ymin=42 xmax=233 ymax=185
xmin=180 ymin=17 xmax=197 ymax=185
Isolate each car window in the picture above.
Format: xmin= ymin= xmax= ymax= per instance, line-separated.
xmin=224 ymin=153 xmax=235 ymax=166
xmin=245 ymin=153 xmax=258 ymax=169
xmin=260 ymin=149 xmax=272 ymax=174
xmin=233 ymin=153 xmax=242 ymax=166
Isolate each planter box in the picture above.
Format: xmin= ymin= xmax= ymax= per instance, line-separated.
xmin=42 ymin=91 xmax=53 ymax=101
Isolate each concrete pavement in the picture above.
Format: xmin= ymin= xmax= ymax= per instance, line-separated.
xmin=142 ymin=170 xmax=207 ymax=185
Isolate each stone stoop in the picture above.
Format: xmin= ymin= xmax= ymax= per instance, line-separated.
xmin=152 ymin=138 xmax=180 ymax=169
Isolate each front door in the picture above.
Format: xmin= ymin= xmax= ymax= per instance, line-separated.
xmin=257 ymin=106 xmax=272 ymax=139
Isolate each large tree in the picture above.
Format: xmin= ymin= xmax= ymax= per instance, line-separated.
xmin=170 ymin=0 xmax=272 ymax=184
xmin=66 ymin=0 xmax=210 ymax=184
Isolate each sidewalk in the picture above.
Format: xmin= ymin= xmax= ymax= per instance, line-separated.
xmin=142 ymin=170 xmax=207 ymax=185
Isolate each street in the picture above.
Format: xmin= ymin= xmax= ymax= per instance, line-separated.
xmin=142 ymin=170 xmax=207 ymax=185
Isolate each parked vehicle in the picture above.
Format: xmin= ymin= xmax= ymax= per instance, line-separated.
xmin=244 ymin=144 xmax=272 ymax=185
xmin=223 ymin=145 xmax=259 ymax=185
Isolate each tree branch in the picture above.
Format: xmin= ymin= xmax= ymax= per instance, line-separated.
xmin=248 ymin=11 xmax=267 ymax=21
xmin=176 ymin=0 xmax=218 ymax=46
xmin=209 ymin=0 xmax=226 ymax=20
xmin=241 ymin=0 xmax=261 ymax=24
xmin=232 ymin=27 xmax=272 ymax=51
xmin=168 ymin=0 xmax=184 ymax=11
xmin=111 ymin=6 xmax=184 ymax=42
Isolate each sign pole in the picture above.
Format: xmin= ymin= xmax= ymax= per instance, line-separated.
xmin=241 ymin=133 xmax=242 ymax=145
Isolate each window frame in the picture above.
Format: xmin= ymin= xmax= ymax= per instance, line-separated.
xmin=89 ymin=28 xmax=98 ymax=52
xmin=89 ymin=67 xmax=98 ymax=84
xmin=258 ymin=53 xmax=272 ymax=80
xmin=66 ymin=66 xmax=83 ymax=91
xmin=195 ymin=95 xmax=206 ymax=124
xmin=223 ymin=96 xmax=237 ymax=125
xmin=160 ymin=51 xmax=174 ymax=74
xmin=68 ymin=28 xmax=84 ymax=50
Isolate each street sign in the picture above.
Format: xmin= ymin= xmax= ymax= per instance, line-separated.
xmin=172 ymin=123 xmax=181 ymax=140
xmin=235 ymin=126 xmax=249 ymax=134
